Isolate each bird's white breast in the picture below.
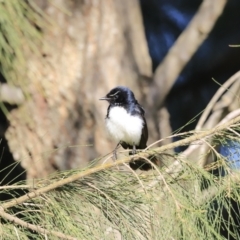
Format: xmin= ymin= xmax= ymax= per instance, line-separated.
xmin=105 ymin=106 xmax=143 ymax=145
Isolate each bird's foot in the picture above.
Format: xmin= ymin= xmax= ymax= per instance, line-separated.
xmin=130 ymin=144 xmax=136 ymax=155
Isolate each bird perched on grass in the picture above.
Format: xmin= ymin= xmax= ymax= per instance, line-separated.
xmin=100 ymin=86 xmax=158 ymax=170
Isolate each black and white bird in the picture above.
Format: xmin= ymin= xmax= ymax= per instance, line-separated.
xmin=100 ymin=86 xmax=158 ymax=170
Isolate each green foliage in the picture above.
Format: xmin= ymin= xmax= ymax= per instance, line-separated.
xmin=0 ymin=0 xmax=44 ymax=85
xmin=1 ymin=128 xmax=240 ymax=239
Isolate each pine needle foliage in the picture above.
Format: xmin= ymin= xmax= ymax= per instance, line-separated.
xmin=0 ymin=0 xmax=44 ymax=85
xmin=1 ymin=120 xmax=240 ymax=239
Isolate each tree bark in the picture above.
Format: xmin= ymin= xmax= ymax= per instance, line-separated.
xmin=5 ymin=0 xmax=152 ymax=179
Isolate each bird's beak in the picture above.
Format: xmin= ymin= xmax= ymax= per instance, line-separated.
xmin=99 ymin=97 xmax=110 ymax=101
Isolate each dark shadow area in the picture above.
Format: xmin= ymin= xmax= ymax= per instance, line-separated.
xmin=140 ymin=0 xmax=240 ymax=238
xmin=0 ymin=73 xmax=26 ymax=201
xmin=208 ymin=195 xmax=240 ymax=240
xmin=140 ymin=0 xmax=240 ymax=151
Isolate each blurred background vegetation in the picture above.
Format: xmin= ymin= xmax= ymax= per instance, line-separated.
xmin=0 ymin=0 xmax=240 ymax=239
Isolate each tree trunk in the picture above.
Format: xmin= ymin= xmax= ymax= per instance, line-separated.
xmin=6 ymin=0 xmax=152 ymax=179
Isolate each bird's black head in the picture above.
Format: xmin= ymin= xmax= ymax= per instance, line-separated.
xmin=100 ymin=86 xmax=137 ymax=106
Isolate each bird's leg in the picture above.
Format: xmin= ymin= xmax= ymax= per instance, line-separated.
xmin=132 ymin=144 xmax=136 ymax=155
xmin=113 ymin=142 xmax=121 ymax=160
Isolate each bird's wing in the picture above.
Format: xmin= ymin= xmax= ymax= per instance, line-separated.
xmin=136 ymin=104 xmax=148 ymax=149
xmin=138 ymin=117 xmax=148 ymax=149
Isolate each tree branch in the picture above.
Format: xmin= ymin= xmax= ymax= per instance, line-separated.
xmin=149 ymin=0 xmax=227 ymax=108
xmin=182 ymin=108 xmax=240 ymax=159
xmin=196 ymin=71 xmax=240 ymax=130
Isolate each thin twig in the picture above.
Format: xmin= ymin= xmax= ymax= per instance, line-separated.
xmin=14 ymin=226 xmax=20 ymax=240
xmin=123 ymin=163 xmax=147 ymax=192
xmin=0 ymin=185 xmax=30 ymax=190
xmin=146 ymin=130 xmax=196 ymax=150
xmin=227 ymin=127 xmax=240 ymax=138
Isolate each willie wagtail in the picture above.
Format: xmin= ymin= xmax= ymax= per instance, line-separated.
xmin=100 ymin=86 xmax=158 ymax=170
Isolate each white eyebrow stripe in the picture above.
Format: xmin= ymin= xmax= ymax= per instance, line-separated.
xmin=109 ymin=91 xmax=120 ymax=97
